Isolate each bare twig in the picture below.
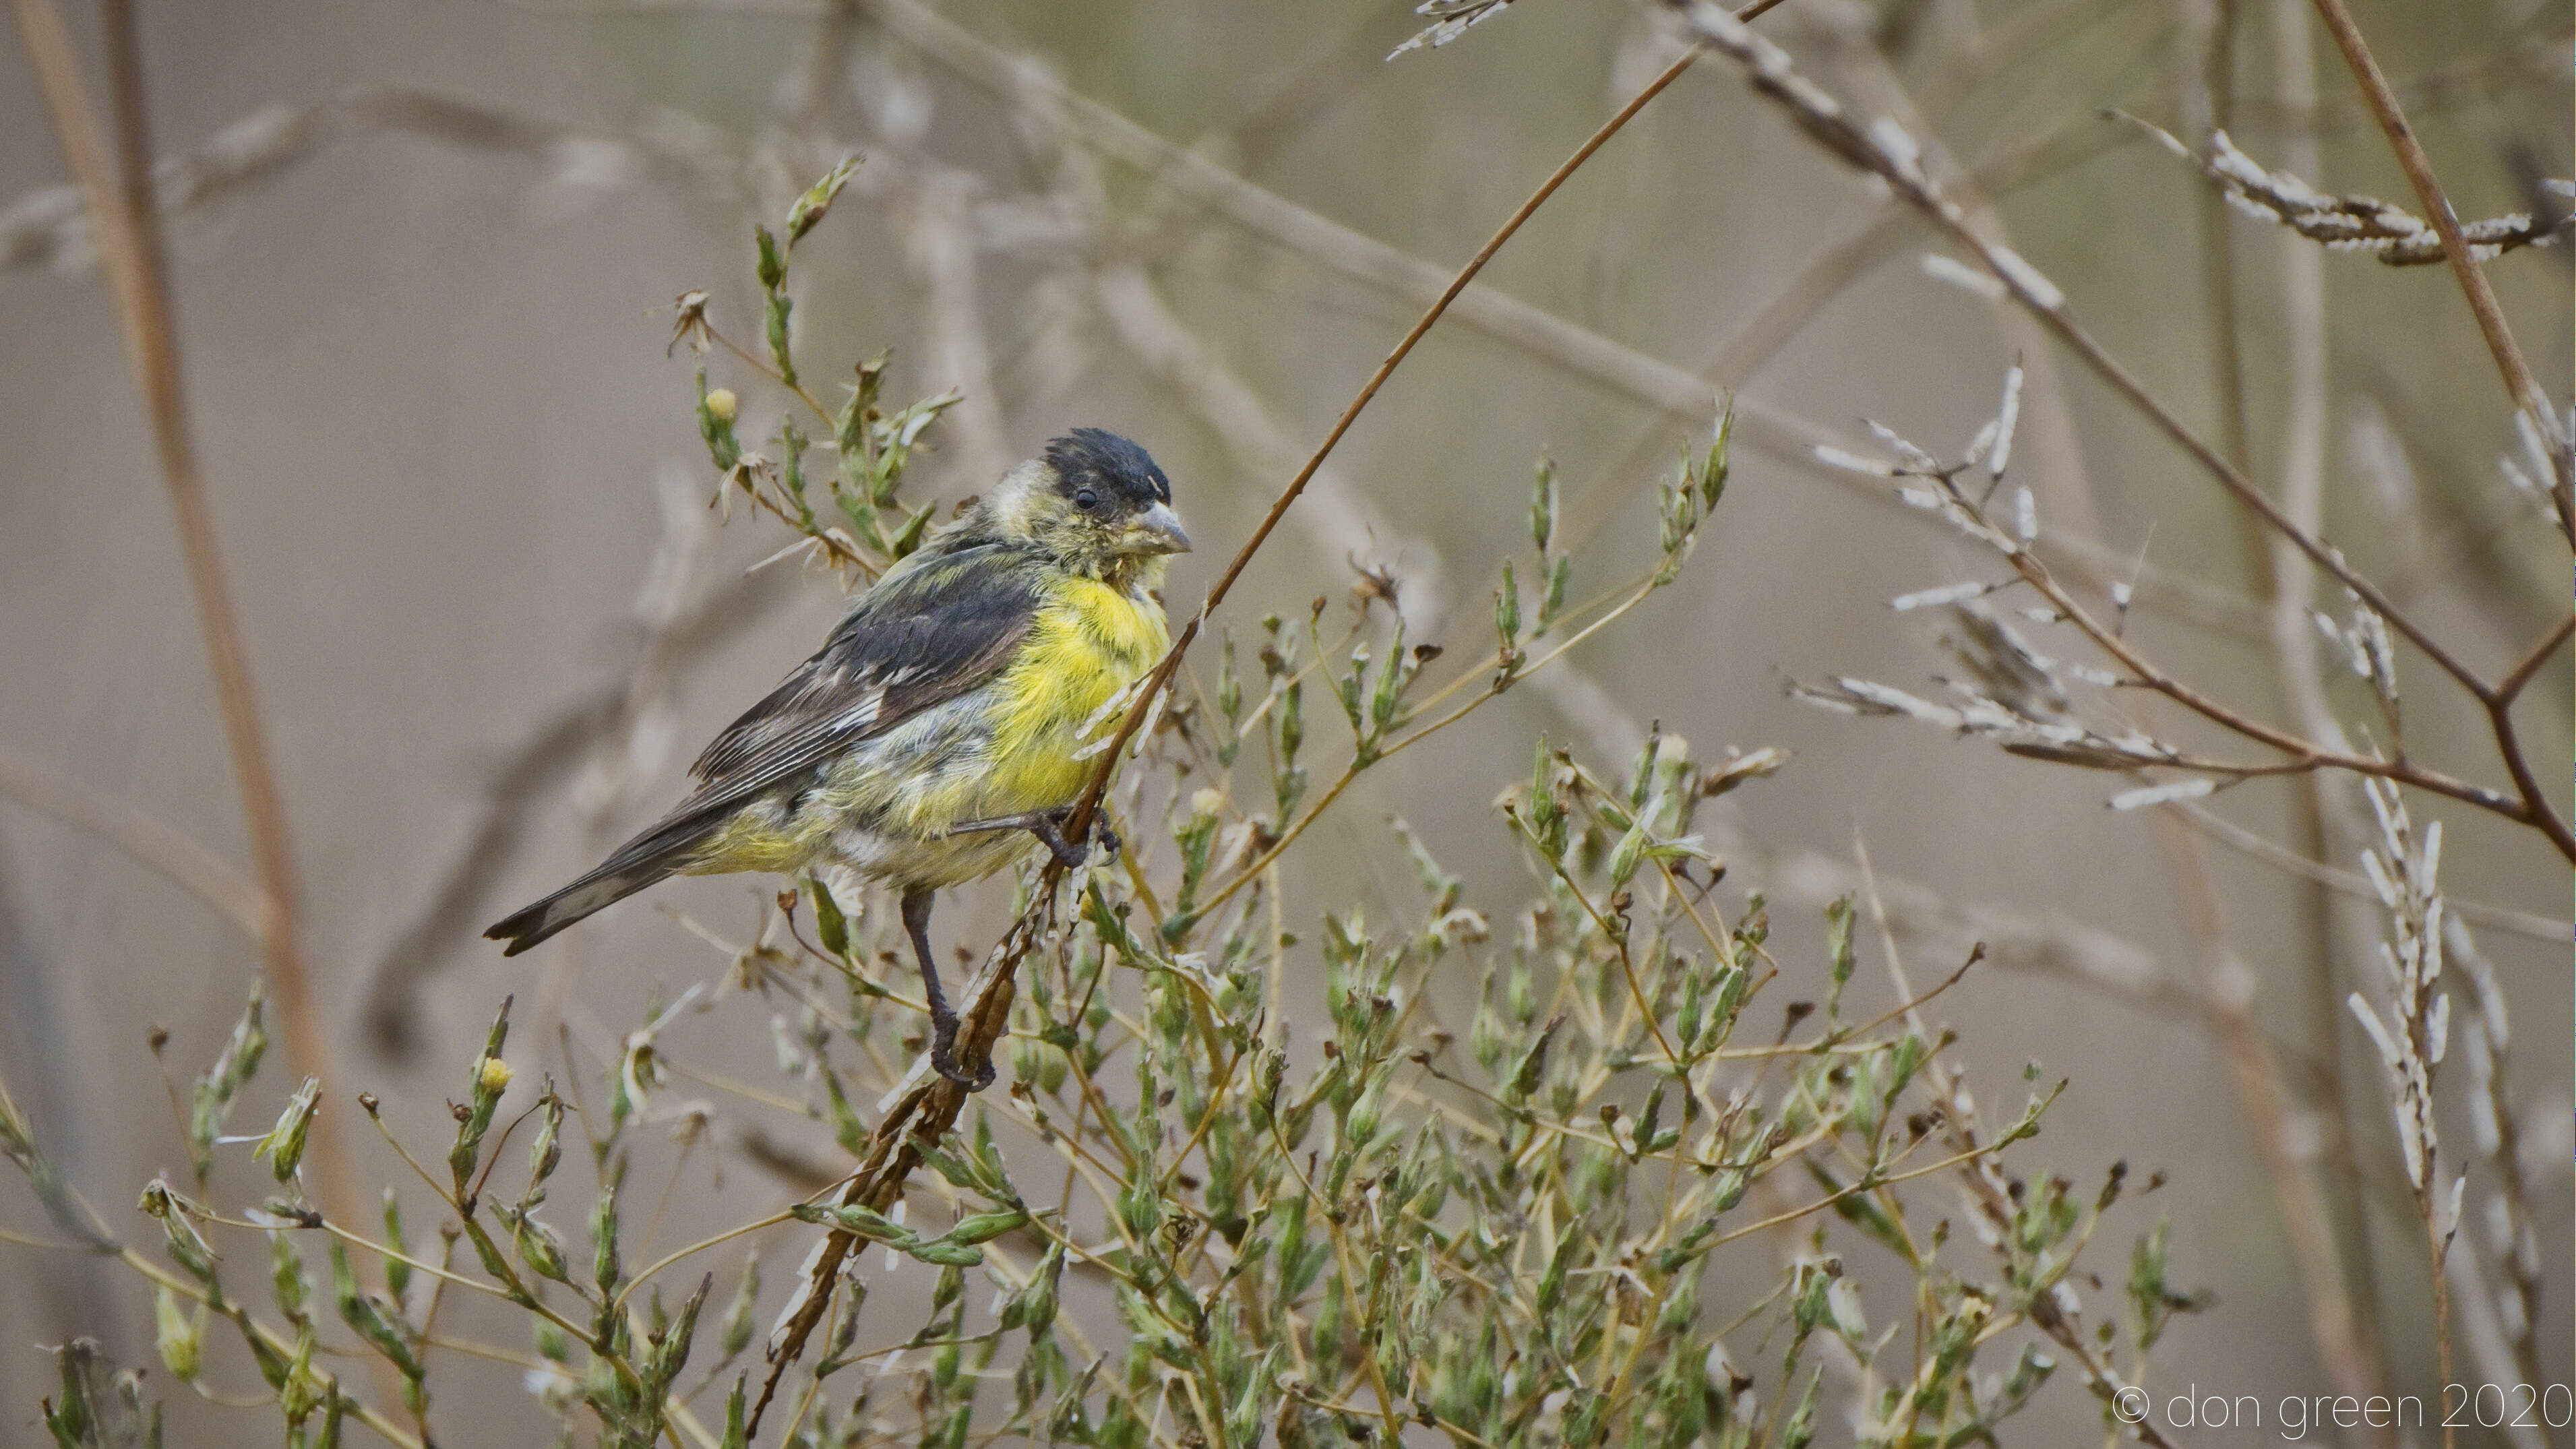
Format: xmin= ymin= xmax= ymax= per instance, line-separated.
xmin=1054 ymin=41 xmax=1714 ymax=844
xmin=9 ymin=0 xmax=359 ymax=1229
xmin=2306 ymin=0 xmax=2575 ymax=545
xmin=1669 ymin=0 xmax=2576 ymax=862
xmin=2126 ymin=113 xmax=2571 ymax=266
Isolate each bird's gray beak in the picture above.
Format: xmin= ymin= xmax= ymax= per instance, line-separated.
xmin=1124 ymin=501 xmax=1192 ymax=555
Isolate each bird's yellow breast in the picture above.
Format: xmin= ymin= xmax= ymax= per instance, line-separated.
xmin=982 ymin=574 xmax=1169 ymax=810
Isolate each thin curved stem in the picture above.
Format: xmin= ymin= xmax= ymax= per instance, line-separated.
xmin=11 ymin=0 xmax=357 ymax=1230
xmin=2306 ymin=0 xmax=2573 ymax=545
xmin=1059 ymin=38 xmax=1715 ymax=842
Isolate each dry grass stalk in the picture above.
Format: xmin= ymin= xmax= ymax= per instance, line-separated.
xmin=8 ymin=0 xmax=363 ymax=1235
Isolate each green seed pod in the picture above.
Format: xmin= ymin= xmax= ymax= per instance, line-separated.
xmin=719 ymin=1375 xmax=750 ymax=1449
xmin=590 ymin=1182 xmax=623 ymax=1295
xmin=381 ymin=1190 xmax=412 ymax=1301
xmin=948 ymin=1209 xmax=1031 ymax=1245
xmin=1531 ymin=457 xmax=1558 ymax=553
xmin=524 ymin=1096 xmax=563 ymax=1197
xmin=154 ymin=1286 xmax=204 ymax=1383
xmin=1021 ymin=1241 xmax=1064 ymax=1338
xmin=784 ymin=157 xmax=859 ymax=247
xmin=910 ymin=1238 xmax=987 ymax=1268
xmin=514 ymin=1212 xmax=571 ymax=1285
xmin=1368 ymin=617 xmax=1409 ymax=732
xmin=1606 ymin=813 xmax=1651 ymax=888
xmin=252 ymin=1076 xmax=321 ymax=1184
xmin=718 ymin=1252 xmax=760 ymax=1358
xmin=270 ymin=1231 xmax=312 ymax=1324
xmin=277 ymin=1329 xmax=324 ymax=1427
xmin=140 ymin=1181 xmax=218 ymax=1285
xmin=1703 ymin=404 xmax=1734 ymax=507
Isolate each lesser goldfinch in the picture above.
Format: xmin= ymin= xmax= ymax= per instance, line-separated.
xmin=486 ymin=428 xmax=1188 ymax=1083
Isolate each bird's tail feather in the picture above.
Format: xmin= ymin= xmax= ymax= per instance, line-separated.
xmin=483 ymin=807 xmax=726 ymax=956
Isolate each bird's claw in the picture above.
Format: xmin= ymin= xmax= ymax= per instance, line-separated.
xmin=1033 ymin=810 xmax=1118 ymax=870
xmin=928 ymin=1015 xmax=997 ymax=1090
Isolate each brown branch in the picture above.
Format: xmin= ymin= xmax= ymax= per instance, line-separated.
xmin=2492 ymin=613 xmax=2573 ymax=706
xmin=9 ymin=0 xmax=359 ymax=1229
xmin=2306 ymin=0 xmax=2574 ymax=546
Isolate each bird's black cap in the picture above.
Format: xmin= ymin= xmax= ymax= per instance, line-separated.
xmin=1045 ymin=428 xmax=1171 ymax=507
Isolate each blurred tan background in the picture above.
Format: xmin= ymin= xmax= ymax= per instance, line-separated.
xmin=1 ymin=0 xmax=2567 ymax=1441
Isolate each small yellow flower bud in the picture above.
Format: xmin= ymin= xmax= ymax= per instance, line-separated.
xmin=1190 ymin=788 xmax=1226 ymax=820
xmin=477 ymin=1055 xmax=514 ymax=1096
xmin=704 ymin=387 xmax=739 ymax=423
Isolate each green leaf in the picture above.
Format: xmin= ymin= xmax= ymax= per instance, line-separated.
xmin=785 ymin=156 xmax=862 ymax=246
xmin=807 ymin=877 xmax=851 ymax=959
xmin=251 ymin=1077 xmax=321 ymax=1183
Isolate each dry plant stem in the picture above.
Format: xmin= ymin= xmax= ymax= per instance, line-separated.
xmin=2185 ymin=0 xmax=2255 ymax=505
xmin=2255 ymin=0 xmax=2391 ymax=1413
xmin=865 ymin=0 xmax=1797 ymax=449
xmin=2173 ymin=801 xmax=2565 ymax=943
xmin=2305 ymin=0 xmax=2573 ymax=545
xmin=1669 ymin=0 xmax=2576 ymax=863
xmin=752 ymin=34 xmax=1724 ymax=1432
xmin=10 ymin=0 xmax=361 ymax=1230
xmin=0 ymin=743 xmax=268 ymax=937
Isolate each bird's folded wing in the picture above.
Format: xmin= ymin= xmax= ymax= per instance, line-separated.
xmin=677 ymin=543 xmax=1041 ymax=815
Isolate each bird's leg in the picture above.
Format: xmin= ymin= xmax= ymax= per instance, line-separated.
xmin=946 ymin=809 xmax=1110 ymax=869
xmin=901 ymin=886 xmax=991 ymax=1090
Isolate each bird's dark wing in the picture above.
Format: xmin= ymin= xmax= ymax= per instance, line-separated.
xmin=684 ymin=542 xmax=1040 ymax=804
xmin=486 ymin=541 xmax=1041 ymax=956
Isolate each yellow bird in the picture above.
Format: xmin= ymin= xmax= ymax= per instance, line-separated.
xmin=486 ymin=429 xmax=1188 ymax=1084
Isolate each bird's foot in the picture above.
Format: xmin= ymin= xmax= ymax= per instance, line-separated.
xmin=948 ymin=809 xmax=1122 ymax=869
xmin=948 ymin=810 xmax=1097 ymax=869
xmin=927 ymin=1011 xmax=997 ymax=1090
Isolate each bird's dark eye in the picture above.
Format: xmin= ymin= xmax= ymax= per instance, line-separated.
xmin=1072 ymin=489 xmax=1101 ymax=512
